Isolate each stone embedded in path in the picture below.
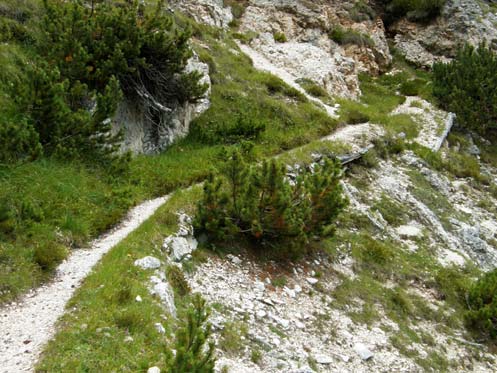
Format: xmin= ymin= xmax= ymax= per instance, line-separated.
xmin=256 ymin=310 xmax=267 ymax=319
xmin=270 ymin=314 xmax=290 ymax=329
xmin=315 ymin=354 xmax=333 ymax=364
xmin=134 ymin=256 xmax=161 ymax=269
xmin=295 ymin=320 xmax=305 ymax=329
xmin=354 ymin=343 xmax=374 ymax=361
xmin=227 ymin=254 xmax=242 ymax=265
xmin=255 ymin=281 xmax=265 ymax=292
xmin=283 ymin=286 xmax=296 ymax=298
xmin=294 ymin=367 xmax=314 ymax=373
xmin=147 ymin=367 xmax=161 ymax=373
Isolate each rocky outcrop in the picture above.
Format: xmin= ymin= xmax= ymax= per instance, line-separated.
xmin=170 ymin=0 xmax=393 ymax=100
xmin=112 ymin=53 xmax=211 ymax=154
xmin=391 ymin=0 xmax=497 ymax=67
xmin=169 ymin=0 xmax=233 ymax=29
xmin=238 ymin=0 xmax=392 ymax=99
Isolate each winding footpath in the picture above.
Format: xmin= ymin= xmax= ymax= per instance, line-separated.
xmin=0 ymin=196 xmax=169 ymax=372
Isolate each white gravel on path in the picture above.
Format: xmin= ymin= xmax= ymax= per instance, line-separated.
xmin=0 ymin=195 xmax=169 ymax=372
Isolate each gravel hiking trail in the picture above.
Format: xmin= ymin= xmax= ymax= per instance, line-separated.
xmin=0 ymin=195 xmax=169 ymax=372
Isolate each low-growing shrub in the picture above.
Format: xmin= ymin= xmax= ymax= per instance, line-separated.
xmin=433 ymin=44 xmax=497 ymax=140
xmin=388 ymin=287 xmax=414 ymax=317
xmin=445 ymin=152 xmax=481 ymax=179
xmin=223 ymin=0 xmax=249 ymax=19
xmin=219 ymin=321 xmax=249 ymax=355
xmin=466 ymin=269 xmax=497 ymax=340
xmin=344 ymin=109 xmax=370 ymax=124
xmin=373 ymin=194 xmax=409 ymax=226
xmin=34 ymin=241 xmax=67 ymax=271
xmin=359 ymin=149 xmax=379 ymax=168
xmin=0 ymin=203 xmax=15 ymax=235
xmin=251 ymin=349 xmax=262 ymax=364
xmin=382 ymin=0 xmax=446 ymax=23
xmin=194 ymin=150 xmax=347 ymax=258
xmin=194 ymin=112 xmax=266 ymax=144
xmin=352 ymin=234 xmax=394 ymax=277
xmin=350 ymin=1 xmax=376 ymax=22
xmin=114 ymin=307 xmax=146 ymax=332
xmin=399 ymin=79 xmax=425 ymax=96
xmin=297 ymin=78 xmax=329 ymax=98
xmin=373 ymin=134 xmax=406 ymax=159
xmin=264 ymin=75 xmax=288 ymax=94
xmin=2 ymin=0 xmax=208 ymax=167
xmin=434 ymin=266 xmax=470 ymax=304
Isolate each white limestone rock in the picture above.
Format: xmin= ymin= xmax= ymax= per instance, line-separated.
xmin=149 ymin=276 xmax=176 ymax=316
xmin=134 ymin=256 xmax=161 ymax=270
xmin=397 ymin=225 xmax=423 ymax=239
xmin=306 ymin=277 xmax=318 ymax=285
xmin=164 ymin=236 xmax=198 ymax=262
xmin=315 ymin=354 xmax=333 ymax=365
xmin=353 ymin=343 xmax=374 ymax=361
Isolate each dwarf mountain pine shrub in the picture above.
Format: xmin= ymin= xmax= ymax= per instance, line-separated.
xmin=466 ymin=268 xmax=497 ymax=341
xmin=169 ymin=294 xmax=216 ymax=373
xmin=194 ymin=150 xmax=347 ymax=258
xmin=433 ymin=44 xmax=497 ymax=140
xmin=2 ymin=0 xmax=207 ymax=167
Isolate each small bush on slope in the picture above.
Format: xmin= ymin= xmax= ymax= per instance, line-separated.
xmin=433 ymin=44 xmax=497 ymax=140
xmin=194 ymin=149 xmax=348 ymax=258
xmin=169 ymin=294 xmax=216 ymax=373
xmin=466 ymin=268 xmax=497 ymax=341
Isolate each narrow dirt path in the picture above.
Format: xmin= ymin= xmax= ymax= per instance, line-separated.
xmin=0 ymin=195 xmax=169 ymax=372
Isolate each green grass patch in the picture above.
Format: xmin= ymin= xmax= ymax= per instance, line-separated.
xmin=337 ymin=73 xmax=417 ymax=134
xmin=296 ymin=78 xmax=329 ymax=99
xmin=372 ymin=194 xmax=410 ymax=226
xmin=329 ymin=25 xmax=374 ymax=48
xmin=0 ymin=160 xmax=141 ymax=302
xmin=36 ymin=187 xmax=202 ymax=371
